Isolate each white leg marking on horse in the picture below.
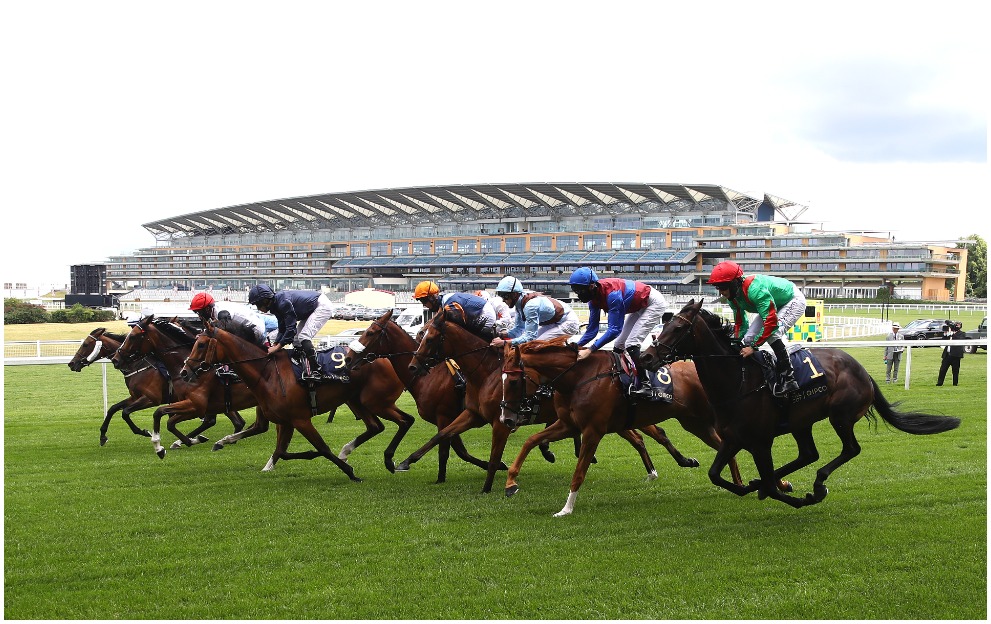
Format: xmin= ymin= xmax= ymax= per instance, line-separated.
xmin=152 ymin=432 xmax=163 ymax=453
xmin=262 ymin=457 xmax=276 ymax=472
xmin=339 ymin=441 xmax=355 ymax=461
xmin=553 ymin=491 xmax=578 ymax=517
xmin=647 ymin=470 xmax=658 ymax=481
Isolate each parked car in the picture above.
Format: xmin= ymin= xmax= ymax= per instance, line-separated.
xmin=899 ymin=319 xmax=953 ymax=342
xmin=318 ymin=328 xmax=366 ymax=350
xmin=963 ymin=317 xmax=987 ymax=354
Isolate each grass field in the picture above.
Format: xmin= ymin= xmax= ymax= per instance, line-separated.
xmin=3 ymin=320 xmax=988 ymax=619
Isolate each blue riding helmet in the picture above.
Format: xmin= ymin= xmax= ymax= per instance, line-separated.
xmin=248 ymin=284 xmax=275 ymax=305
xmin=495 ymin=275 xmax=524 ymax=295
xmin=568 ymin=267 xmax=599 ymax=287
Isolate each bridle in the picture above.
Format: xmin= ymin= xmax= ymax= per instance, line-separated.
xmin=499 ymin=348 xmax=554 ymax=424
xmin=346 ymin=319 xmax=415 ymax=370
xmin=651 ymin=310 xmax=700 ymax=366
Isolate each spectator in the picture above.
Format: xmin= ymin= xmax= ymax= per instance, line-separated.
xmin=884 ymin=321 xmax=905 ymax=383
xmin=936 ymin=321 xmax=967 ymax=386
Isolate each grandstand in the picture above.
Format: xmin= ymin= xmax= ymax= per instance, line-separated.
xmin=102 ymin=182 xmax=967 ymax=302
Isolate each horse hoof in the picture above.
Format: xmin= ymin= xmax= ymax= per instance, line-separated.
xmin=212 ymin=443 xmax=224 ymax=451
xmin=497 ymin=461 xmax=508 ymax=471
xmin=100 ymin=436 xmax=108 ymax=447
xmin=350 ymin=475 xmax=362 ymax=483
xmin=539 ymin=450 xmax=556 ymax=463
xmin=156 ymin=448 xmax=166 ymax=459
xmin=506 ymin=484 xmax=519 ymax=497
xmin=170 ymin=441 xmax=183 ymax=450
xmin=385 ymin=459 xmax=396 ymax=474
xmin=553 ymin=510 xmax=572 ymax=518
xmin=779 ymin=480 xmax=794 ymax=493
xmin=140 ymin=430 xmax=152 ymax=438
xmin=590 ymin=455 xmax=598 ymax=464
xmin=395 ymin=461 xmax=411 ymax=472
xmin=683 ymin=458 xmax=700 ymax=468
xmin=646 ymin=470 xmax=659 ymax=481
xmin=196 ymin=435 xmax=209 ymax=443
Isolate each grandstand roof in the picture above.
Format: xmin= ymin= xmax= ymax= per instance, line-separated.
xmin=142 ymin=182 xmax=782 ymax=242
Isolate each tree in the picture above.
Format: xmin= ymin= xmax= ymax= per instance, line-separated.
xmin=961 ymin=234 xmax=987 ymax=299
xmin=3 ymin=298 xmax=50 ymax=324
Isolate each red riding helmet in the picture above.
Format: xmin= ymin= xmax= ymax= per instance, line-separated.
xmin=707 ymin=261 xmax=744 ymax=285
xmin=189 ymin=292 xmax=215 ymax=311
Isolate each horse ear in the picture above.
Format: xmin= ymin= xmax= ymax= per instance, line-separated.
xmin=382 ymin=309 xmax=394 ymax=322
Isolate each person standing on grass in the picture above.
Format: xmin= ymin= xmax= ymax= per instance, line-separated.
xmin=884 ymin=321 xmax=905 ymax=383
xmin=936 ymin=321 xmax=967 ymax=386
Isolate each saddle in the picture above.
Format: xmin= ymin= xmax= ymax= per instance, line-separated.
xmin=610 ymin=352 xmax=674 ymax=403
xmin=754 ymin=346 xmax=828 ymax=406
xmin=289 ymin=345 xmax=351 ymax=385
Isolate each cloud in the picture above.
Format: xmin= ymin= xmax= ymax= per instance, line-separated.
xmin=779 ymin=58 xmax=986 ymax=163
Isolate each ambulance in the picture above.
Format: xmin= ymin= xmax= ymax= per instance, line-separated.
xmin=787 ymin=299 xmax=824 ymax=342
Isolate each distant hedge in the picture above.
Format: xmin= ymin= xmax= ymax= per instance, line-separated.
xmin=4 ymin=300 xmax=116 ymax=325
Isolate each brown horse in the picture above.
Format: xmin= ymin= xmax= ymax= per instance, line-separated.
xmin=343 ymin=310 xmax=516 ymax=483
xmin=641 ymin=299 xmax=961 ymax=508
xmin=68 ymin=328 xmax=159 ymax=446
xmin=503 ymin=337 xmax=763 ymax=516
xmin=178 ymin=318 xmax=412 ymax=479
xmin=111 ymin=316 xmax=252 ymax=457
xmin=401 ymin=309 xmax=689 ymax=494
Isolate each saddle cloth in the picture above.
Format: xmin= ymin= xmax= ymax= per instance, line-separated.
xmin=611 ymin=352 xmax=674 ymax=403
xmin=289 ymin=344 xmax=351 ymax=384
xmin=756 ymin=346 xmax=828 ymax=404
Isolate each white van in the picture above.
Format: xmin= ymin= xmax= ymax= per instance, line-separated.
xmin=394 ymin=305 xmax=431 ymax=337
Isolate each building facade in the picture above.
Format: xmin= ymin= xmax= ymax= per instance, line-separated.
xmin=103 ymin=183 xmax=967 ymax=301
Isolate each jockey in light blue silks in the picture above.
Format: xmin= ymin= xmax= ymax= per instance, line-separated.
xmin=488 ymin=275 xmax=580 ymax=348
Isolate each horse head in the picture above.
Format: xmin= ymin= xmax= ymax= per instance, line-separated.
xmin=409 ymin=309 xmax=448 ymax=377
xmin=112 ymin=315 xmax=156 ymax=369
xmin=641 ymin=299 xmax=705 ymax=370
xmin=179 ymin=325 xmax=218 ymax=382
xmin=500 ymin=337 xmax=572 ymax=431
xmin=68 ymin=328 xmax=111 ymax=371
xmin=344 ymin=309 xmax=395 ymax=368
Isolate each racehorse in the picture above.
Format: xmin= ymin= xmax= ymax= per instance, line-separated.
xmin=502 ymin=337 xmax=783 ymax=516
xmin=112 ymin=316 xmax=253 ymax=457
xmin=179 ymin=317 xmax=413 ymax=479
xmin=344 ymin=310 xmax=517 ymax=483
xmin=640 ymin=299 xmax=961 ymax=508
xmin=68 ymin=327 xmax=158 ymax=446
xmin=401 ymin=309 xmax=687 ymax=494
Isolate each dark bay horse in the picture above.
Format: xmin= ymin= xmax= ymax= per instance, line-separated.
xmin=503 ymin=337 xmax=771 ymax=516
xmin=641 ymin=299 xmax=961 ymax=508
xmin=343 ymin=310 xmax=511 ymax=483
xmin=68 ymin=328 xmax=158 ymax=446
xmin=112 ymin=316 xmax=252 ymax=457
xmin=179 ymin=318 xmax=413 ymax=479
xmin=401 ymin=309 xmax=681 ymax=494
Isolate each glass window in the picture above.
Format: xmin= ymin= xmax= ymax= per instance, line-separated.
xmin=505 ymin=237 xmax=526 ymax=252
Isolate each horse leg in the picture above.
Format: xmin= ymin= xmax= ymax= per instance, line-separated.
xmin=506 ymin=419 xmax=575 ymax=496
xmin=339 ymin=408 xmax=384 ymax=463
xmin=538 ymin=423 xmax=556 ymax=463
xmin=805 ymin=417 xmax=863 ymax=504
xmin=102 ymin=396 xmax=153 ymax=445
xmin=162 ymin=401 xmax=205 ymax=449
xmin=481 ymin=419 xmax=512 ymax=494
xmin=707 ymin=440 xmax=751 ymax=496
xmin=617 ymin=429 xmax=659 ymax=480
xmin=768 ymin=426 xmax=820 ymax=485
xmin=395 ymin=409 xmax=486 ymax=472
xmin=225 ymin=409 xmax=246 ymax=434
xmin=449 ymin=434 xmax=496 ymax=471
xmin=262 ymin=422 xmax=294 ymax=472
xmin=151 ymin=407 xmax=168 ymax=459
xmin=171 ymin=413 xmax=216 ymax=449
xmin=749 ymin=444 xmax=809 ymax=508
xmin=213 ymin=407 xmax=269 ymax=451
xmin=555 ymin=428 xmax=606 ymax=517
xmin=572 ymin=433 xmax=596 ymax=464
xmin=637 ymin=424 xmax=700 ymax=469
xmin=379 ymin=409 xmax=416 ymax=474
xmin=290 ymin=419 xmax=362 ymax=482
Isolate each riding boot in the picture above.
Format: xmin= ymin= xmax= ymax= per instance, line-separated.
xmin=625 ymin=345 xmax=653 ymax=398
xmin=769 ymin=339 xmax=798 ymax=396
xmin=300 ymin=340 xmax=324 ymax=381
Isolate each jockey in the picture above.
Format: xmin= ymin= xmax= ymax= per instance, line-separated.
xmin=475 ymin=289 xmax=516 ymax=333
xmin=188 ymin=292 xmax=267 ymax=347
xmin=248 ymin=284 xmax=335 ymax=380
xmin=570 ymin=267 xmax=667 ymax=397
xmin=414 ymin=280 xmax=497 ymax=340
xmin=707 ymin=261 xmax=806 ymax=397
xmin=488 ymin=275 xmax=579 ymax=347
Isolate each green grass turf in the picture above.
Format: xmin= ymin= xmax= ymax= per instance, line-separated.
xmin=3 ymin=347 xmax=986 ymax=619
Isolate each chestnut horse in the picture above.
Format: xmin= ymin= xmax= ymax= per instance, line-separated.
xmin=503 ymin=337 xmax=770 ymax=516
xmin=343 ymin=310 xmax=514 ymax=483
xmin=641 ymin=299 xmax=961 ymax=508
xmin=68 ymin=328 xmax=158 ymax=446
xmin=179 ymin=318 xmax=412 ymax=479
xmin=112 ymin=316 xmax=253 ymax=457
xmin=401 ymin=309 xmax=688 ymax=494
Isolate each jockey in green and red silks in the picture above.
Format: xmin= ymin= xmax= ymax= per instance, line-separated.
xmin=708 ymin=261 xmax=807 ymax=397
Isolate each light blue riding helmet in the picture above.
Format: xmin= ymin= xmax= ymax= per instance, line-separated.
xmin=568 ymin=267 xmax=599 ymax=287
xmin=495 ymin=275 xmax=524 ymax=295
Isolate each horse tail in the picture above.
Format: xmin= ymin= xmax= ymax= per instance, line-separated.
xmin=869 ymin=378 xmax=961 ymax=435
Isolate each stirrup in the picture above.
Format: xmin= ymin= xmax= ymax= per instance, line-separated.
xmin=774 ymin=378 xmax=799 ymax=397
xmin=629 ymin=383 xmax=653 ymax=398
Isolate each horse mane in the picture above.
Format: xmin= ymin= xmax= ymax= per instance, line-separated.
xmin=103 ymin=331 xmax=128 ymax=342
xmin=518 ymin=335 xmax=575 ymax=354
xmin=213 ymin=316 xmax=264 ymax=347
xmin=151 ymin=319 xmax=196 ymax=345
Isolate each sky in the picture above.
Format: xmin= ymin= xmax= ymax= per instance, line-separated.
xmin=2 ymin=1 xmax=987 ymax=292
